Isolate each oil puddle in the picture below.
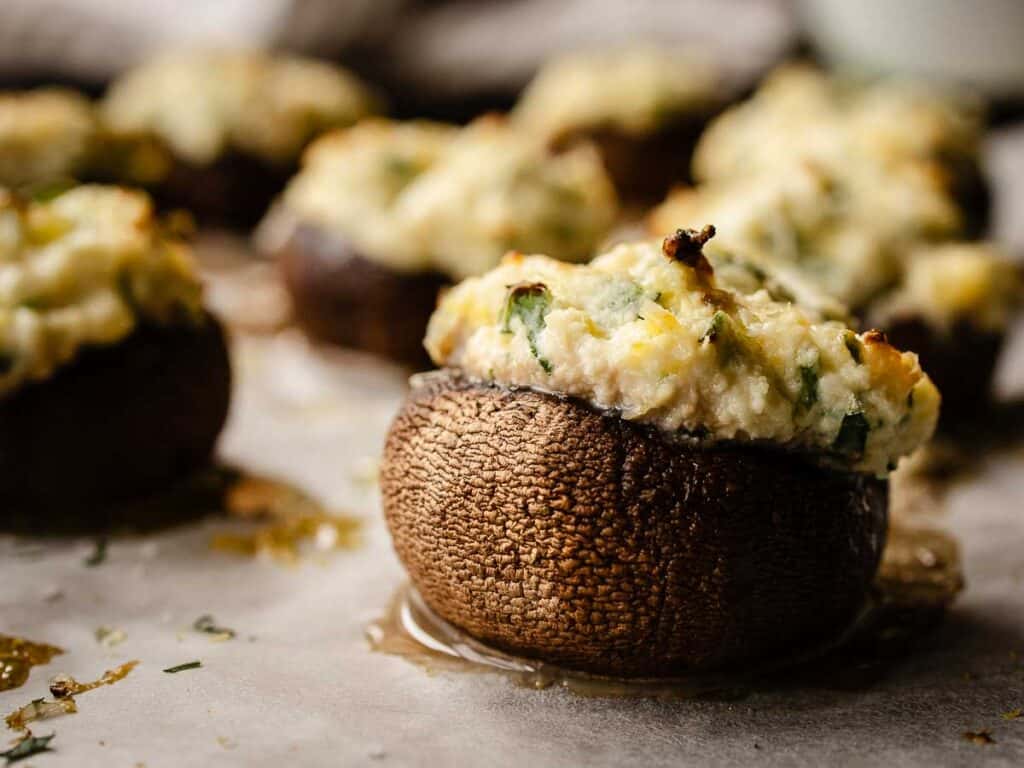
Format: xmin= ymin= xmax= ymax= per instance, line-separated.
xmin=211 ymin=473 xmax=361 ymax=564
xmin=0 ymin=637 xmax=63 ymax=693
xmin=367 ymin=524 xmax=962 ymax=699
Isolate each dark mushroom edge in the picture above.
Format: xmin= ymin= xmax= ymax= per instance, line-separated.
xmin=382 ymin=369 xmax=888 ymax=678
xmin=554 ymin=110 xmax=717 ymax=206
xmin=276 ymin=221 xmax=447 ymax=369
xmin=0 ymin=313 xmax=231 ymax=533
xmin=882 ymin=315 xmax=1003 ymax=429
xmin=145 ymin=151 xmax=293 ymax=230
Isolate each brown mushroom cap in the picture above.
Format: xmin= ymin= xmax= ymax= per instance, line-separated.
xmin=382 ymin=369 xmax=888 ymax=677
xmin=147 ymin=151 xmax=291 ymax=230
xmin=0 ymin=314 xmax=231 ymax=533
xmin=882 ymin=316 xmax=1003 ymax=429
xmin=277 ymin=222 xmax=446 ymax=369
xmin=555 ymin=111 xmax=713 ymax=205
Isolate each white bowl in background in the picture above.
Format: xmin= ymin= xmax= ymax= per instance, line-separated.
xmin=798 ymin=0 xmax=1024 ymax=99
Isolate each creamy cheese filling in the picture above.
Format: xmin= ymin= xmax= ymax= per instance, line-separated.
xmin=650 ymin=166 xmax=900 ymax=311
xmin=426 ymin=234 xmax=939 ymax=477
xmin=867 ymin=243 xmax=1022 ymax=333
xmin=693 ymin=64 xmax=982 ymax=192
xmin=651 ymin=165 xmax=1019 ymax=332
xmin=512 ymin=47 xmax=719 ymax=140
xmin=0 ymin=89 xmax=98 ymax=187
xmin=279 ymin=117 xmax=619 ymax=280
xmin=102 ymin=50 xmax=376 ymax=167
xmin=0 ymin=185 xmax=204 ymax=396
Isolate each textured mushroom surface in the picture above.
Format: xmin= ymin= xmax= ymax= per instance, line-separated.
xmin=382 ymin=370 xmax=888 ymax=677
xmin=278 ymin=222 xmax=446 ymax=368
xmin=0 ymin=314 xmax=231 ymax=532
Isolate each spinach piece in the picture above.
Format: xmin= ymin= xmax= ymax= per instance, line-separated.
xmin=27 ymin=178 xmax=75 ymax=202
xmin=83 ymin=538 xmax=108 ymax=567
xmin=383 ymin=155 xmax=420 ymax=182
xmin=797 ymin=365 xmax=819 ymax=410
xmin=699 ymin=311 xmax=728 ymax=344
xmin=193 ymin=615 xmax=236 ymax=639
xmin=699 ymin=311 xmax=744 ymax=365
xmin=2 ymin=733 xmax=55 ymax=764
xmin=833 ymin=412 xmax=870 ymax=458
xmin=843 ymin=331 xmax=862 ymax=364
xmin=502 ymin=283 xmax=553 ymax=373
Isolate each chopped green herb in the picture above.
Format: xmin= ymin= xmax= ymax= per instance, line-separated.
xmin=607 ymin=283 xmax=643 ymax=312
xmin=27 ymin=178 xmax=75 ymax=202
xmin=163 ymin=661 xmax=201 ymax=674
xmin=699 ymin=311 xmax=744 ymax=364
xmin=541 ymin=218 xmax=577 ymax=243
xmin=193 ymin=615 xmax=235 ymax=640
xmin=84 ymin=538 xmax=108 ymax=567
xmin=16 ymin=297 xmax=50 ymax=311
xmin=2 ymin=732 xmax=55 ymax=764
xmin=652 ymin=291 xmax=663 ymax=305
xmin=502 ymin=283 xmax=553 ymax=373
xmin=383 ymin=155 xmax=419 ymax=181
xmin=843 ymin=331 xmax=862 ymax=364
xmin=833 ymin=412 xmax=870 ymax=458
xmin=797 ymin=365 xmax=819 ymax=411
xmin=700 ymin=311 xmax=728 ymax=344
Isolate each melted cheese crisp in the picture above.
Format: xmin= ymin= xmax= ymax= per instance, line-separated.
xmin=426 ymin=232 xmax=939 ymax=477
xmin=0 ymin=89 xmax=98 ymax=187
xmin=102 ymin=50 xmax=376 ymax=167
xmin=868 ymin=242 xmax=1022 ymax=333
xmin=281 ymin=117 xmax=618 ymax=279
xmin=512 ymin=47 xmax=719 ymax=140
xmin=0 ymin=185 xmax=203 ymax=397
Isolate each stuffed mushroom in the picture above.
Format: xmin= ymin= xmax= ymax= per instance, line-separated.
xmin=381 ymin=229 xmax=939 ymax=676
xmin=0 ymin=185 xmax=231 ymax=531
xmin=691 ymin=64 xmax=990 ymax=237
xmin=261 ymin=116 xmax=618 ymax=366
xmin=512 ymin=47 xmax=722 ymax=204
xmin=101 ymin=50 xmax=378 ymax=228
xmin=650 ymin=162 xmax=1020 ymax=424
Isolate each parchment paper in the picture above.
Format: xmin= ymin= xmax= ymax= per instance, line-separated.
xmin=2 ymin=129 xmax=1024 ymax=768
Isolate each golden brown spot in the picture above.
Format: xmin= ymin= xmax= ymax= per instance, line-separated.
xmin=662 ymin=225 xmax=735 ymax=309
xmin=862 ymin=329 xmax=890 ymax=346
xmin=661 ymin=225 xmax=716 ymax=275
xmin=962 ymin=730 xmax=995 ymax=746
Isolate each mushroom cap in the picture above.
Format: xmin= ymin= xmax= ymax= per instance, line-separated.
xmin=382 ymin=369 xmax=888 ymax=677
xmin=277 ymin=222 xmax=446 ymax=368
xmin=0 ymin=314 xmax=231 ymax=532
